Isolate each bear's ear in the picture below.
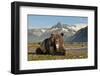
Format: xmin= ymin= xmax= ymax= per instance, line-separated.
xmin=61 ymin=33 xmax=64 ymax=37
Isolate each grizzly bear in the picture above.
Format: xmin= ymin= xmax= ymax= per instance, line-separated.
xmin=36 ymin=32 xmax=66 ymax=55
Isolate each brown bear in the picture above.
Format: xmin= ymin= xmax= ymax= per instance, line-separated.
xmin=36 ymin=32 xmax=66 ymax=55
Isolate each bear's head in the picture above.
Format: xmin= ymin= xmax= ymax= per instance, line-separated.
xmin=50 ymin=32 xmax=64 ymax=51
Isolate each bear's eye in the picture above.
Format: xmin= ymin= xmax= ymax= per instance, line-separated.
xmin=51 ymin=38 xmax=54 ymax=42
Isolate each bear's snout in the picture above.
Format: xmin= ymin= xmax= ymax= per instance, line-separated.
xmin=56 ymin=44 xmax=59 ymax=49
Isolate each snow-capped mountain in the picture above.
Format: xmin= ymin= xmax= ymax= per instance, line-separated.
xmin=28 ymin=22 xmax=87 ymax=43
xmin=51 ymin=22 xmax=87 ymax=32
xmin=28 ymin=28 xmax=47 ymax=36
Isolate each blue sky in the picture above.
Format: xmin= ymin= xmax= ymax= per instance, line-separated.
xmin=28 ymin=15 xmax=88 ymax=29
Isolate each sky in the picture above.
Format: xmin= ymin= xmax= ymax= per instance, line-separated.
xmin=28 ymin=15 xmax=88 ymax=29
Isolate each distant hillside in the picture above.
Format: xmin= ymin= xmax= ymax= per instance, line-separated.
xmin=71 ymin=26 xmax=88 ymax=42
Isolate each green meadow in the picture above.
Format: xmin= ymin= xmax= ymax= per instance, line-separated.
xmin=28 ymin=42 xmax=88 ymax=61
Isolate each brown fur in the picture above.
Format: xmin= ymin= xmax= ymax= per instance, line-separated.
xmin=36 ymin=32 xmax=66 ymax=55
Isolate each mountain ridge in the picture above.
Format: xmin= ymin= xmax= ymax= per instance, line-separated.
xmin=28 ymin=22 xmax=87 ymax=43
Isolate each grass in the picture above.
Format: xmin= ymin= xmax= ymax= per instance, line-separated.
xmin=28 ymin=42 xmax=88 ymax=61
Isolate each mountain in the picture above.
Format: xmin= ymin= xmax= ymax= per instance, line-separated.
xmin=51 ymin=22 xmax=87 ymax=32
xmin=28 ymin=22 xmax=87 ymax=43
xmin=28 ymin=28 xmax=48 ymax=43
xmin=71 ymin=26 xmax=88 ymax=42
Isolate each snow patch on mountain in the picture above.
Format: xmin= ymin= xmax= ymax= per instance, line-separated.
xmin=62 ymin=28 xmax=68 ymax=32
xmin=67 ymin=24 xmax=87 ymax=31
xmin=41 ymin=29 xmax=46 ymax=33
